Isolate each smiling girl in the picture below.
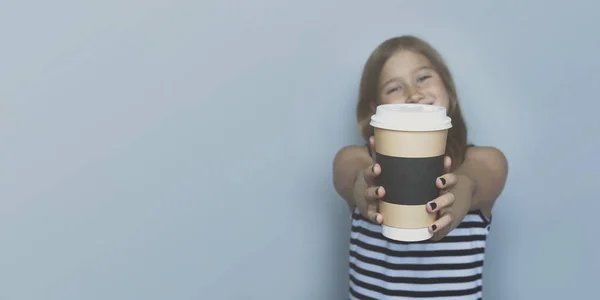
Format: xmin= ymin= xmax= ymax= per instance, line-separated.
xmin=333 ymin=36 xmax=508 ymax=299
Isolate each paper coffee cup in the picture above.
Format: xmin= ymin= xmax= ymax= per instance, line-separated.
xmin=370 ymin=104 xmax=452 ymax=242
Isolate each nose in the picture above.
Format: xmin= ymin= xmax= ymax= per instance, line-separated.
xmin=406 ymin=88 xmax=424 ymax=103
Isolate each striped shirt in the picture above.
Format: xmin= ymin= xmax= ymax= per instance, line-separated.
xmin=349 ymin=208 xmax=491 ymax=299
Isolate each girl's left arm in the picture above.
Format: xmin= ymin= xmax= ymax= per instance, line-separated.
xmin=456 ymin=146 xmax=509 ymax=218
xmin=431 ymin=146 xmax=508 ymax=240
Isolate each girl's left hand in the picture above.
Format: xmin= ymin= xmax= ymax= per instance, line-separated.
xmin=426 ymin=156 xmax=472 ymax=241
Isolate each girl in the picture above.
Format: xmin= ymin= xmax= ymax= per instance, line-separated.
xmin=332 ymin=36 xmax=508 ymax=299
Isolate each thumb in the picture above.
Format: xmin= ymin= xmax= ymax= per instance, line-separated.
xmin=369 ymin=136 xmax=377 ymax=160
xmin=443 ymin=156 xmax=452 ymax=173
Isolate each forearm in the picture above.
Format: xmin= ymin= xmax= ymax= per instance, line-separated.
xmin=453 ymin=147 xmax=509 ymax=215
xmin=332 ymin=146 xmax=372 ymax=209
xmin=453 ymin=159 xmax=483 ymax=212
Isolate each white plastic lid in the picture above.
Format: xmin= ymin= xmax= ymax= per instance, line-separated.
xmin=370 ymin=103 xmax=452 ymax=132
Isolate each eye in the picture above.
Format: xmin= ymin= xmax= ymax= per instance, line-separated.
xmin=386 ymin=86 xmax=402 ymax=95
xmin=417 ymin=75 xmax=431 ymax=82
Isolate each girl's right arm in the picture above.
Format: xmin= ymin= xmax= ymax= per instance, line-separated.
xmin=332 ymin=143 xmax=383 ymax=223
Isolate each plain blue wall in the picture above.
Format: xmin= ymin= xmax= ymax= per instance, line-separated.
xmin=1 ymin=0 xmax=598 ymax=299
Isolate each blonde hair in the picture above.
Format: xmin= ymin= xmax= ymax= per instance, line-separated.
xmin=356 ymin=35 xmax=469 ymax=166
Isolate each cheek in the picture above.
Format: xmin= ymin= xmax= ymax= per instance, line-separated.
xmin=431 ymin=87 xmax=450 ymax=109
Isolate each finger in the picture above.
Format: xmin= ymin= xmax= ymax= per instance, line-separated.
xmin=429 ymin=211 xmax=453 ymax=234
xmin=363 ymin=163 xmax=381 ymax=186
xmin=443 ymin=156 xmax=452 ymax=173
xmin=369 ymin=136 xmax=376 ymax=160
xmin=364 ymin=186 xmax=386 ymax=202
xmin=366 ymin=203 xmax=383 ymax=224
xmin=436 ymin=173 xmax=458 ymax=190
xmin=426 ymin=192 xmax=455 ymax=213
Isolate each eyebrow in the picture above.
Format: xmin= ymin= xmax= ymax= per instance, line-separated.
xmin=379 ymin=66 xmax=435 ymax=90
xmin=414 ymin=65 xmax=434 ymax=73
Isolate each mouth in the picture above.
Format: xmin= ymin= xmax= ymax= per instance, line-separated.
xmin=418 ymin=100 xmax=435 ymax=105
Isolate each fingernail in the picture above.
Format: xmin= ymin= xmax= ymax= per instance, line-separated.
xmin=431 ymin=224 xmax=437 ymax=232
xmin=429 ymin=202 xmax=437 ymax=210
xmin=439 ymin=177 xmax=446 ymax=185
xmin=375 ymin=187 xmax=379 ymax=196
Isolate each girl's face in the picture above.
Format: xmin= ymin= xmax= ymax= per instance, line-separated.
xmin=377 ymin=50 xmax=450 ymax=110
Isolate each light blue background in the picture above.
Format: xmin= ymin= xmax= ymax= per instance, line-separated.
xmin=1 ymin=0 xmax=598 ymax=299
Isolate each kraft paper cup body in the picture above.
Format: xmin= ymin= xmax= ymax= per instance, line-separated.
xmin=370 ymin=104 xmax=452 ymax=242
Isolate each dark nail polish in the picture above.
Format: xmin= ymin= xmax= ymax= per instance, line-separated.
xmin=431 ymin=224 xmax=437 ymax=231
xmin=375 ymin=187 xmax=379 ymax=196
xmin=439 ymin=177 xmax=446 ymax=185
xmin=429 ymin=202 xmax=437 ymax=210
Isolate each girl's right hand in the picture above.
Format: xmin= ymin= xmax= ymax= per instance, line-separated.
xmin=354 ymin=136 xmax=385 ymax=224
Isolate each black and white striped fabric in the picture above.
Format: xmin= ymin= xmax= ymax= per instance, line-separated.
xmin=349 ymin=208 xmax=491 ymax=299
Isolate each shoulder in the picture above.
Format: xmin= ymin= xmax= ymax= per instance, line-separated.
xmin=334 ymin=144 xmax=370 ymax=162
xmin=466 ymin=146 xmax=507 ymax=163
xmin=465 ymin=146 xmax=508 ymax=177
